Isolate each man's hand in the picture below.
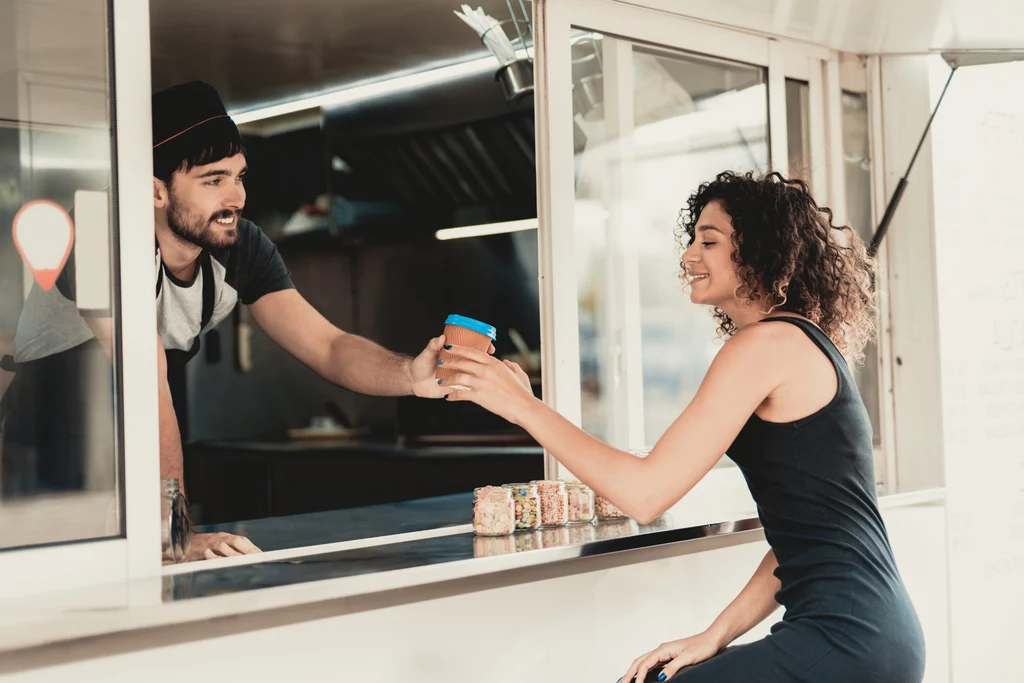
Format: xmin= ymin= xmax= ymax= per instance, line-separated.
xmin=188 ymin=532 xmax=262 ymax=561
xmin=409 ymin=334 xmax=496 ymax=399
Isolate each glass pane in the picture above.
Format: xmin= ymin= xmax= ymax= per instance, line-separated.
xmin=786 ymin=78 xmax=812 ymax=187
xmin=571 ymin=33 xmax=769 ymax=452
xmin=841 ymin=90 xmax=882 ymax=450
xmin=0 ymin=0 xmax=122 ymax=548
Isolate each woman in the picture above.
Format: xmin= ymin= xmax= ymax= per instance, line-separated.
xmin=439 ymin=171 xmax=926 ymax=683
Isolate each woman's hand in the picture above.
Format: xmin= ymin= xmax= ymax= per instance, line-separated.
xmin=438 ymin=345 xmax=535 ymax=424
xmin=409 ymin=335 xmax=496 ymax=398
xmin=619 ymin=631 xmax=724 ymax=682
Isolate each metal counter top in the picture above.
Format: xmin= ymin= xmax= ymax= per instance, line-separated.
xmin=193 ymin=439 xmax=544 ymax=456
xmin=171 ymin=510 xmax=764 ymax=602
xmin=195 ymin=492 xmax=475 ymax=552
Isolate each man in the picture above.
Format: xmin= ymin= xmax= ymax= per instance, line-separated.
xmin=5 ymin=81 xmax=477 ymax=560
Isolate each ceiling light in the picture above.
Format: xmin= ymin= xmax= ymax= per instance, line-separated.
xmin=435 ymin=218 xmax=538 ymax=240
xmin=231 ymin=50 xmax=530 ymax=125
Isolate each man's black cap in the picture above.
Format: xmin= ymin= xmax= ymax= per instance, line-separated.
xmin=152 ymin=81 xmax=243 ymax=174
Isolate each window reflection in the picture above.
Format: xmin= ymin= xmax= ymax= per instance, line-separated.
xmin=0 ymin=0 xmax=121 ymax=549
xmin=841 ymin=89 xmax=883 ymax=450
xmin=571 ymin=36 xmax=769 ymax=451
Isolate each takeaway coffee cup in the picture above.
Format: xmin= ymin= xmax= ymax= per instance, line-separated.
xmin=436 ymin=314 xmax=497 ymax=380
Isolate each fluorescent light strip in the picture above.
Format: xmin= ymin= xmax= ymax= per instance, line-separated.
xmin=231 ymin=50 xmax=530 ymax=125
xmin=435 ymin=219 xmax=538 ymax=241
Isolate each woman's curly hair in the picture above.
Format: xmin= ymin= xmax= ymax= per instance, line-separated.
xmin=676 ymin=170 xmax=877 ymax=363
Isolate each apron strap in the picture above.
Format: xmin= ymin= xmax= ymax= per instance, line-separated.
xmin=177 ymin=250 xmax=216 ymax=362
xmin=198 ymin=250 xmax=215 ymax=331
xmin=163 ymin=251 xmax=216 ymax=441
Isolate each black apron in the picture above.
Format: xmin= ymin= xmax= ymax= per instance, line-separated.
xmin=0 ymin=252 xmax=215 ymax=495
xmin=157 ymin=250 xmax=216 ymax=441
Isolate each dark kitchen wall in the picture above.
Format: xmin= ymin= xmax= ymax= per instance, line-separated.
xmin=240 ymin=125 xmax=329 ymax=236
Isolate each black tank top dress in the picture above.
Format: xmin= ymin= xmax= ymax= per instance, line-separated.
xmin=667 ymin=316 xmax=926 ymax=683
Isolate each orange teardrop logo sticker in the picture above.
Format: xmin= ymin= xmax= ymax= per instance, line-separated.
xmin=12 ymin=200 xmax=75 ymax=291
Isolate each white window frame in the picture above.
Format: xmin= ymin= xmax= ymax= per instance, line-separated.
xmin=0 ymin=0 xmax=162 ymax=599
xmin=866 ymin=55 xmax=900 ymax=493
xmin=534 ymin=0 xmax=864 ymax=495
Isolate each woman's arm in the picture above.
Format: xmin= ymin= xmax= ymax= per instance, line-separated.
xmin=705 ymin=549 xmax=782 ymax=648
xmin=443 ymin=324 xmax=786 ymax=524
xmin=622 ymin=549 xmax=782 ymax=683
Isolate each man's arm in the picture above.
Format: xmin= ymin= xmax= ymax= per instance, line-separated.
xmin=248 ymin=289 xmax=450 ymax=398
xmin=155 ymin=331 xmax=261 ymax=560
xmin=155 ymin=332 xmax=184 ymax=483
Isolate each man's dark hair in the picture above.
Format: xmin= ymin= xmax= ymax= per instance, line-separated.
xmin=154 ymin=139 xmax=247 ymax=186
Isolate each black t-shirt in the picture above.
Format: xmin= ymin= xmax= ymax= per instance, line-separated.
xmin=155 ymin=218 xmax=294 ymax=353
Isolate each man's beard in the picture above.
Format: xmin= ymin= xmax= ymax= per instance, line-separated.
xmin=166 ymin=193 xmax=239 ymax=250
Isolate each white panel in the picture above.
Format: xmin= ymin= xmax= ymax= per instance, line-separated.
xmin=867 ymin=55 xmax=899 ymax=493
xmin=111 ymin=0 xmax=163 ymax=579
xmin=564 ymin=0 xmax=770 ymax=65
xmin=0 ymin=539 xmax=126 ymax=601
xmin=823 ymin=54 xmax=847 ymax=224
xmin=73 ymin=190 xmax=111 ymax=311
xmin=25 ymin=80 xmax=107 ymax=129
xmin=929 ymin=58 xmax=1024 ymax=683
xmin=615 ymin=0 xmax=1023 ymax=55
xmin=535 ymin=0 xmax=584 ymax=479
xmin=878 ymin=55 xmax=945 ymax=493
xmin=600 ymin=39 xmax=646 ymax=452
xmin=767 ymin=41 xmax=790 ymax=175
xmin=806 ymin=58 xmax=828 ymax=197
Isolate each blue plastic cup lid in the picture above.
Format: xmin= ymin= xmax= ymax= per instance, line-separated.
xmin=444 ymin=314 xmax=497 ymax=340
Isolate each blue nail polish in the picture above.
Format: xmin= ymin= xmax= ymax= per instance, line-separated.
xmin=658 ymin=674 xmax=667 ymax=682
xmin=444 ymin=344 xmax=452 ymax=350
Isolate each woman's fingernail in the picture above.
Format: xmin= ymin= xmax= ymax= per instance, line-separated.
xmin=658 ymin=674 xmax=667 ymax=682
xmin=437 ymin=359 xmax=444 ymax=365
xmin=444 ymin=344 xmax=452 ymax=350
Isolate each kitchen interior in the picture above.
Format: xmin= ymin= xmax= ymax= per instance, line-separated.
xmin=151 ymin=0 xmax=547 ymax=540
xmin=149 ymin=0 xmax=777 ymax=551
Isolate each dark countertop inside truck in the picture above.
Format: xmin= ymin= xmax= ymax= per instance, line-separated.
xmin=184 ymin=440 xmax=544 ymax=524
